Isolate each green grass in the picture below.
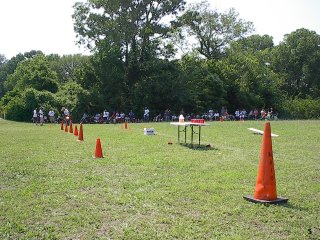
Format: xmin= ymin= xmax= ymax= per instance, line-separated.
xmin=0 ymin=119 xmax=319 ymax=239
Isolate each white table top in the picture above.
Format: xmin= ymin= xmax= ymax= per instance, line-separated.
xmin=170 ymin=121 xmax=210 ymax=126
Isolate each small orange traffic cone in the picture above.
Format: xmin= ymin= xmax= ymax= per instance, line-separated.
xmin=124 ymin=121 xmax=128 ymax=129
xmin=74 ymin=125 xmax=78 ymax=136
xmin=94 ymin=138 xmax=104 ymax=158
xmin=69 ymin=121 xmax=73 ymax=134
xmin=60 ymin=121 xmax=64 ymax=130
xmin=65 ymin=123 xmax=68 ymax=132
xmin=77 ymin=124 xmax=84 ymax=141
xmin=244 ymin=122 xmax=288 ymax=204
xmin=220 ymin=117 xmax=224 ymax=122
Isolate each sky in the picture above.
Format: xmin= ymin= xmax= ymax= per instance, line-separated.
xmin=0 ymin=0 xmax=319 ymax=59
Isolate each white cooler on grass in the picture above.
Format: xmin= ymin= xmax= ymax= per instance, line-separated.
xmin=144 ymin=128 xmax=156 ymax=135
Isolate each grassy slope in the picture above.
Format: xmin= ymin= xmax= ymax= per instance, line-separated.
xmin=0 ymin=119 xmax=319 ymax=239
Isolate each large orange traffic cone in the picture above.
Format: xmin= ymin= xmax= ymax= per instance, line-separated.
xmin=93 ymin=138 xmax=104 ymax=158
xmin=64 ymin=123 xmax=68 ymax=132
xmin=244 ymin=122 xmax=288 ymax=204
xmin=77 ymin=124 xmax=84 ymax=141
xmin=60 ymin=121 xmax=64 ymax=130
xmin=74 ymin=125 xmax=78 ymax=136
xmin=69 ymin=121 xmax=73 ymax=134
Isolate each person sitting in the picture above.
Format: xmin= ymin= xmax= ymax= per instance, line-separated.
xmin=260 ymin=109 xmax=267 ymax=120
xmin=240 ymin=109 xmax=247 ymax=121
xmin=94 ymin=113 xmax=101 ymax=123
xmin=80 ymin=113 xmax=88 ymax=124
xmin=253 ymin=108 xmax=259 ymax=120
xmin=120 ymin=112 xmax=125 ymax=123
xmin=155 ymin=113 xmax=162 ymax=122
xmin=128 ymin=110 xmax=135 ymax=123
xmin=213 ymin=112 xmax=220 ymax=121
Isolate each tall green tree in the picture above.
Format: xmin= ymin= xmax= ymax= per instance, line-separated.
xmin=73 ymin=0 xmax=185 ymax=62
xmin=0 ymin=54 xmax=7 ymax=98
xmin=47 ymin=54 xmax=90 ymax=84
xmin=4 ymin=54 xmax=59 ymax=93
xmin=0 ymin=51 xmax=42 ymax=98
xmin=132 ymin=58 xmax=187 ymax=115
xmin=272 ymin=28 xmax=320 ymax=98
xmin=178 ymin=54 xmax=226 ymax=113
xmin=178 ymin=1 xmax=254 ymax=60
xmin=72 ymin=0 xmax=186 ymax=113
xmin=216 ymin=36 xmax=282 ymax=111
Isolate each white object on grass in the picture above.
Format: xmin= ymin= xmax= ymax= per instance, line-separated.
xmin=248 ymin=128 xmax=279 ymax=137
xmin=144 ymin=128 xmax=156 ymax=135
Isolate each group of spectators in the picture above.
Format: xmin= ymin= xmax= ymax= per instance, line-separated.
xmin=204 ymin=107 xmax=277 ymax=121
xmin=80 ymin=109 xmax=138 ymax=124
xmin=32 ymin=107 xmax=70 ymax=125
xmin=80 ymin=107 xmax=153 ymax=124
xmin=32 ymin=107 xmax=55 ymax=125
xmin=32 ymin=106 xmax=277 ymax=125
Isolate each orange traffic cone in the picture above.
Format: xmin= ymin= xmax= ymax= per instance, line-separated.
xmin=93 ymin=138 xmax=104 ymax=158
xmin=244 ymin=122 xmax=288 ymax=204
xmin=77 ymin=124 xmax=84 ymax=141
xmin=69 ymin=121 xmax=73 ymax=133
xmin=124 ymin=121 xmax=128 ymax=129
xmin=64 ymin=123 xmax=68 ymax=132
xmin=220 ymin=117 xmax=224 ymax=122
xmin=60 ymin=121 xmax=64 ymax=130
xmin=74 ymin=125 xmax=78 ymax=136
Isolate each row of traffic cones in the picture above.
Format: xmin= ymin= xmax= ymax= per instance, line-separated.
xmin=60 ymin=121 xmax=83 ymax=141
xmin=60 ymin=121 xmax=102 ymax=157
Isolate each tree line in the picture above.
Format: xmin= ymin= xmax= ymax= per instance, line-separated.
xmin=1 ymin=0 xmax=319 ymax=121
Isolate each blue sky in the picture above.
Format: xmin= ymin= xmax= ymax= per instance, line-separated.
xmin=0 ymin=0 xmax=319 ymax=59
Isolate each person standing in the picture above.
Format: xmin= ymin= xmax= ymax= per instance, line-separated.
xmin=144 ymin=107 xmax=150 ymax=122
xmin=33 ymin=108 xmax=38 ymax=125
xmin=48 ymin=109 xmax=55 ymax=124
xmin=64 ymin=108 xmax=70 ymax=125
xmin=103 ymin=109 xmax=109 ymax=123
xmin=39 ymin=107 xmax=44 ymax=126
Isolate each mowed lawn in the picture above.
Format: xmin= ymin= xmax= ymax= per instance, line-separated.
xmin=0 ymin=119 xmax=319 ymax=239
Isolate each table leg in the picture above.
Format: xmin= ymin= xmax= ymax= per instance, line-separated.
xmin=199 ymin=126 xmax=201 ymax=145
xmin=191 ymin=125 xmax=194 ymax=145
xmin=184 ymin=126 xmax=186 ymax=143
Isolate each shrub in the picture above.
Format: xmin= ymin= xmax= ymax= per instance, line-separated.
xmin=2 ymin=88 xmax=58 ymax=122
xmin=279 ymin=98 xmax=320 ymax=119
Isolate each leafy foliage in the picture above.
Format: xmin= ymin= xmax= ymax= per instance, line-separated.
xmin=1 ymin=4 xmax=320 ymax=121
xmin=56 ymin=81 xmax=90 ymax=120
xmin=3 ymin=88 xmax=57 ymax=121
xmin=272 ymin=28 xmax=320 ymax=98
xmin=178 ymin=1 xmax=254 ymax=59
xmin=4 ymin=54 xmax=59 ymax=93
xmin=280 ymin=98 xmax=320 ymax=119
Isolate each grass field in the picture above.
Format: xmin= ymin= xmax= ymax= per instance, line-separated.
xmin=0 ymin=119 xmax=319 ymax=239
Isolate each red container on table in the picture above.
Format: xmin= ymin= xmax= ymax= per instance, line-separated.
xmin=191 ymin=119 xmax=205 ymax=124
